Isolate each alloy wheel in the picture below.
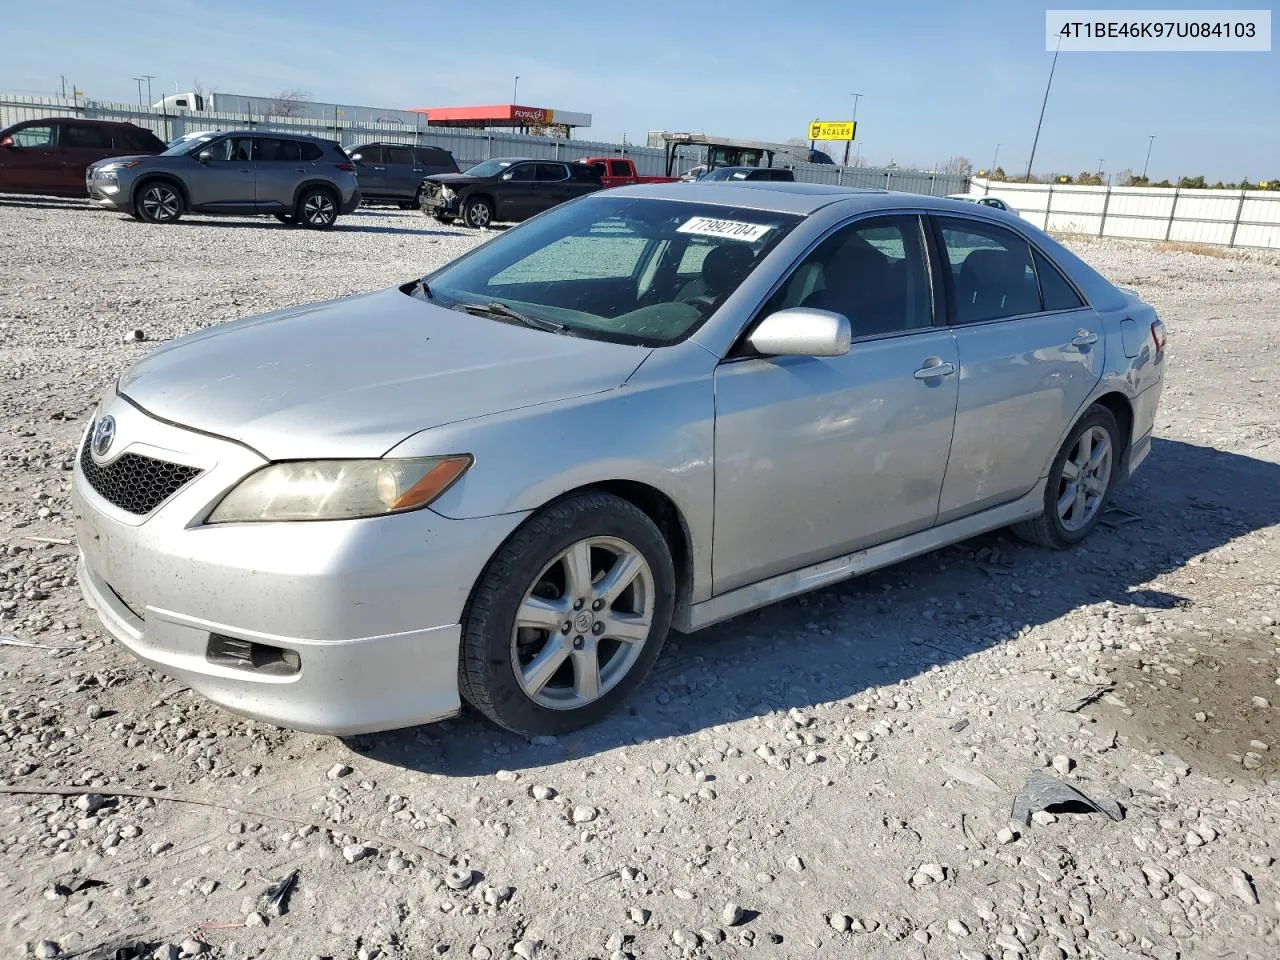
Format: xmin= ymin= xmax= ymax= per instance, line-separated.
xmin=141 ymin=185 xmax=179 ymax=221
xmin=1056 ymin=425 xmax=1112 ymax=532
xmin=468 ymin=202 xmax=491 ymax=227
xmin=303 ymin=193 xmax=336 ymax=226
xmin=510 ymin=536 xmax=655 ymax=710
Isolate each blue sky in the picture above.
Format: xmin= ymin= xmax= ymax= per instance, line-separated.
xmin=6 ymin=0 xmax=1277 ymax=180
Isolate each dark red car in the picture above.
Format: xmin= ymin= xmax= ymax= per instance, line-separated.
xmin=0 ymin=118 xmax=166 ymax=197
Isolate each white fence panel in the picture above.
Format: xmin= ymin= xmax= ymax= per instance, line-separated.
xmin=968 ymin=178 xmax=1280 ymax=250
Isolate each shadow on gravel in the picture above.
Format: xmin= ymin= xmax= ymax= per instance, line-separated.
xmin=153 ymin=218 xmax=458 ymax=238
xmin=0 ymin=196 xmax=91 ymax=211
xmin=351 ymin=437 xmax=1280 ymax=776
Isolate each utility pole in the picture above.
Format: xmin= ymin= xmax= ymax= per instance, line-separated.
xmin=60 ymin=75 xmax=66 ymax=97
xmin=132 ymin=76 xmax=146 ymax=106
xmin=1097 ymin=158 xmax=1104 ymax=182
xmin=513 ymin=76 xmax=520 ymax=103
xmin=142 ymin=75 xmax=155 ymax=108
xmin=986 ymin=143 xmax=1000 ymax=194
xmin=844 ymin=93 xmax=862 ymax=167
xmin=1142 ymin=135 xmax=1156 ymax=180
xmin=1025 ymin=35 xmax=1062 ymax=181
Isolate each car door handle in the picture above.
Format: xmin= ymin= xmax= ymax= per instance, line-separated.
xmin=294 ymin=167 xmax=306 ymax=173
xmin=1071 ymin=330 xmax=1098 ymax=347
xmin=372 ymin=165 xmax=385 ymax=171
xmin=913 ymin=360 xmax=955 ymax=379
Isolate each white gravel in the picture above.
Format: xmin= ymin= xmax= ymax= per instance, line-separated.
xmin=2 ymin=199 xmax=1279 ymax=960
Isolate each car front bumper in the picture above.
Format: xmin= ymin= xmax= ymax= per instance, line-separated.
xmin=72 ymin=396 xmax=527 ymax=734
xmin=86 ymin=174 xmax=132 ymax=211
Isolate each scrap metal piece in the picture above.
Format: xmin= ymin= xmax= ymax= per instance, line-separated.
xmin=259 ymin=868 xmax=299 ymax=917
xmin=1059 ymin=684 xmax=1114 ymax=713
xmin=1011 ymin=770 xmax=1124 ymax=826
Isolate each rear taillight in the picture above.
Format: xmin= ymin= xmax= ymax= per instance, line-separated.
xmin=1150 ymin=320 xmax=1166 ymax=356
xmin=336 ymin=162 xmax=355 ymax=172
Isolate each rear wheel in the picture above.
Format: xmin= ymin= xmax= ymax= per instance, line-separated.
xmin=296 ymin=188 xmax=338 ymax=229
xmin=1013 ymin=404 xmax=1121 ymax=548
xmin=135 ymin=181 xmax=184 ymax=223
xmin=461 ymin=196 xmax=494 ymax=229
xmin=459 ymin=493 xmax=675 ymax=735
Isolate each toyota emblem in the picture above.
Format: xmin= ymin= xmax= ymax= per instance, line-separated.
xmin=91 ymin=415 xmax=117 ymax=458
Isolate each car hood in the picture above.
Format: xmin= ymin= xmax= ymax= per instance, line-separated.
xmin=425 ymin=173 xmax=485 ymax=187
xmin=88 ymin=154 xmax=155 ymax=170
xmin=118 ymin=287 xmax=651 ymax=459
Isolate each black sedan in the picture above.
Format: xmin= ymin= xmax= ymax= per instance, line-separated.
xmin=419 ymin=157 xmax=603 ymax=228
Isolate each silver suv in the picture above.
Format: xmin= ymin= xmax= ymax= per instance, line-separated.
xmin=86 ymin=132 xmax=361 ymax=229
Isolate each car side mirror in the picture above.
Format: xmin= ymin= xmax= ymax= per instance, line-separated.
xmin=747 ymin=308 xmax=851 ymax=358
xmin=500 ymin=171 xmax=514 ymax=181
xmin=350 ymin=153 xmax=363 ymax=162
xmin=0 ymin=137 xmax=14 ymax=148
xmin=197 ymin=149 xmax=213 ymax=163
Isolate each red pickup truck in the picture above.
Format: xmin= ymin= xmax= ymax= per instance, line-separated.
xmin=578 ymin=157 xmax=678 ymax=189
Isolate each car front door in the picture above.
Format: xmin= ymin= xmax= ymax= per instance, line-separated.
xmin=712 ymin=214 xmax=960 ymax=592
xmin=0 ymin=122 xmax=58 ymax=194
xmin=351 ymin=145 xmax=385 ymax=197
xmin=933 ymin=216 xmax=1104 ymax=522
xmin=254 ymin=137 xmax=305 ymax=210
xmin=189 ymin=135 xmax=256 ymax=210
xmin=496 ymin=162 xmax=538 ymax=220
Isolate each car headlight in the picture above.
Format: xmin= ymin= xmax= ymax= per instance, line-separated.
xmin=207 ymin=456 xmax=472 ymax=523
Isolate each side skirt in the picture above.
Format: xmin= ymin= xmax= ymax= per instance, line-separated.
xmin=674 ymin=480 xmax=1046 ymax=633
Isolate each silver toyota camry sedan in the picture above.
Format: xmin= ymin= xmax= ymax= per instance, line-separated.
xmin=73 ymin=183 xmax=1166 ymax=736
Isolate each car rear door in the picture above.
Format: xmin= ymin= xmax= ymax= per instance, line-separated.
xmin=0 ymin=122 xmax=58 ymax=194
xmin=932 ymin=215 xmax=1104 ymax=522
xmin=57 ymin=122 xmax=117 ymax=190
xmin=712 ymin=214 xmax=960 ymax=592
xmin=383 ymin=145 xmax=419 ymax=200
xmin=254 ymin=137 xmax=305 ymax=210
xmin=533 ymin=162 xmax=573 ymax=213
xmin=496 ymin=162 xmax=538 ymax=220
xmin=352 ymin=144 xmax=386 ymax=197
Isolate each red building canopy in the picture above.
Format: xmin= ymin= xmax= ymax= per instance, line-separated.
xmin=407 ymin=104 xmax=592 ymax=130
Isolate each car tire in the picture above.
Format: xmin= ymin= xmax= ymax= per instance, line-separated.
xmin=397 ymin=201 xmax=417 ymax=210
xmin=1013 ymin=404 xmax=1121 ymax=549
xmin=135 ymin=181 xmax=184 ymax=224
xmin=461 ymin=196 xmax=494 ymax=229
xmin=459 ymin=492 xmax=676 ymax=736
xmin=273 ymin=213 xmax=296 ymax=225
xmin=432 ymin=214 xmax=456 ymax=226
xmin=295 ymin=187 xmax=338 ymax=229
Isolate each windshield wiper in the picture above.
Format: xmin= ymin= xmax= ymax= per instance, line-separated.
xmin=410 ymin=278 xmax=433 ymax=300
xmin=454 ymin=301 xmax=567 ymax=334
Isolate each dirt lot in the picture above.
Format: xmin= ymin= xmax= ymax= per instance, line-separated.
xmin=1 ymin=198 xmax=1279 ymax=960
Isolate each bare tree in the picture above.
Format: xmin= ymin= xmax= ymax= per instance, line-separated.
xmin=268 ymin=90 xmax=311 ymax=118
xmin=785 ymin=137 xmax=810 ymax=147
xmin=941 ymin=156 xmax=974 ymax=178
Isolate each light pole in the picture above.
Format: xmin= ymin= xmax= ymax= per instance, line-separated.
xmin=986 ymin=143 xmax=1000 ymax=193
xmin=1097 ymin=158 xmax=1104 ymax=182
xmin=844 ymin=93 xmax=862 ymax=167
xmin=132 ymin=76 xmax=146 ymax=107
xmin=513 ymin=76 xmax=520 ymax=103
xmin=1025 ymin=35 xmax=1062 ymax=181
xmin=140 ymin=74 xmax=155 ymax=108
xmin=1142 ymin=135 xmax=1156 ymax=181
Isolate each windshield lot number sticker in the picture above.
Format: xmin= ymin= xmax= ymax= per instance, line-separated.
xmin=677 ymin=217 xmax=772 ymax=243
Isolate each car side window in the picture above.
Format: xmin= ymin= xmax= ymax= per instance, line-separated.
xmin=354 ymin=145 xmax=382 ymax=164
xmin=1032 ymin=247 xmax=1086 ymax=311
xmin=257 ymin=138 xmax=302 ymax=163
xmin=299 ymin=142 xmax=323 ymax=162
xmin=9 ymin=125 xmax=55 ymax=148
xmin=938 ymin=218 xmax=1040 ymax=324
xmin=386 ymin=146 xmax=414 ymax=165
xmin=507 ymin=163 xmax=537 ymax=182
xmin=609 ymin=160 xmax=630 ymax=177
xmin=760 ymin=215 xmax=935 ymax=339
xmin=417 ymin=148 xmax=449 ymax=166
xmin=63 ymin=124 xmax=114 ymax=149
xmin=535 ymin=163 xmax=569 ymax=182
xmin=208 ymin=137 xmax=255 ymax=162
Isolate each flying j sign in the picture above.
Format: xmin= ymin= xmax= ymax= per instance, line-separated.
xmin=808 ymin=121 xmax=857 ymax=141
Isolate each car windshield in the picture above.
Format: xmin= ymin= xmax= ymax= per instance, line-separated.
xmin=463 ymin=158 xmax=518 ymax=177
xmin=160 ymin=136 xmax=215 ymax=156
xmin=423 ymin=195 xmax=801 ymax=346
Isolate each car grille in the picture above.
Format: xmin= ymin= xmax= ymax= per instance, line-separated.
xmin=79 ymin=437 xmax=202 ymax=516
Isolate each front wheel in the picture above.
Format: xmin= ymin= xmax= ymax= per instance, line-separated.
xmin=296 ymin=188 xmax=338 ymax=229
xmin=460 ymin=493 xmax=676 ymax=735
xmin=135 ymin=182 xmax=184 ymax=223
xmin=461 ymin=196 xmax=494 ymax=229
xmin=1013 ymin=404 xmax=1121 ymax=548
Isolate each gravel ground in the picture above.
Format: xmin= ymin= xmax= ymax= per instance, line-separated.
xmin=2 ymin=198 xmax=1279 ymax=960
